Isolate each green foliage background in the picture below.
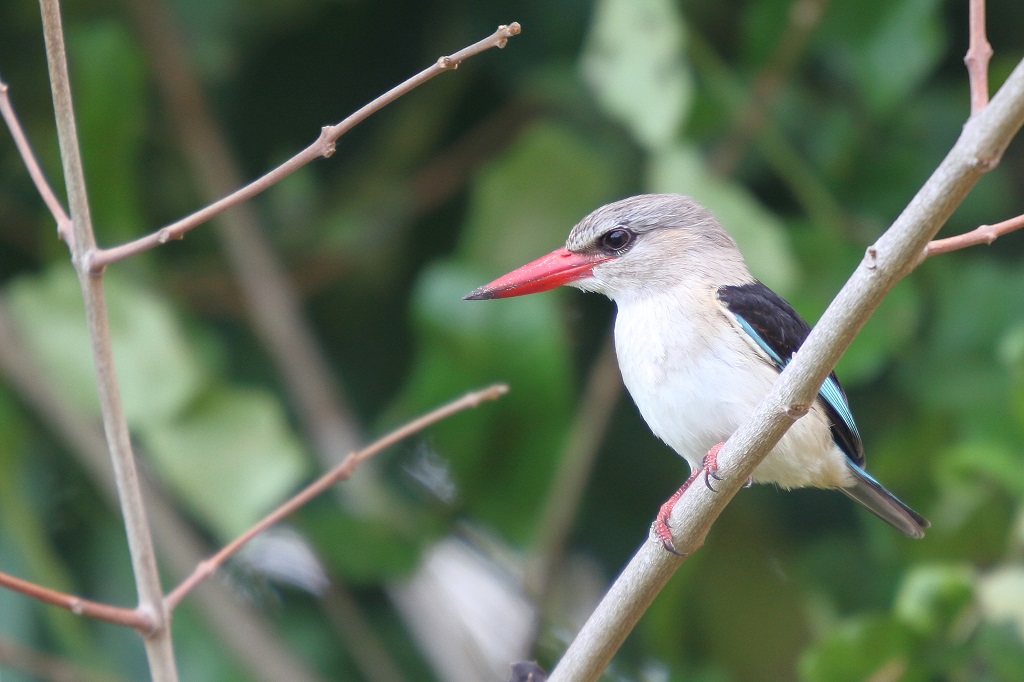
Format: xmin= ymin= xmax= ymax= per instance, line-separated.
xmin=2 ymin=0 xmax=1024 ymax=679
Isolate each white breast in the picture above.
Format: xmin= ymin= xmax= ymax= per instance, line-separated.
xmin=612 ymin=286 xmax=853 ymax=490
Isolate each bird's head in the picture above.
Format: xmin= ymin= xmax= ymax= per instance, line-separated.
xmin=463 ymin=194 xmax=747 ymax=302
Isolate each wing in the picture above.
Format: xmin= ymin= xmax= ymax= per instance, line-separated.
xmin=717 ymin=281 xmax=865 ymax=468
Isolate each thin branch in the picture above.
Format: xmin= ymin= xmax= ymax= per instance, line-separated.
xmin=0 ymin=570 xmax=151 ymax=631
xmin=965 ymin=0 xmax=992 ymax=115
xmin=89 ymin=22 xmax=521 ymax=271
xmin=923 ymin=213 xmax=1024 ymax=258
xmin=548 ymin=54 xmax=1024 ymax=682
xmin=0 ymin=75 xmax=73 ymax=246
xmin=38 ymin=1 xmax=176 ymax=678
xmin=164 ymin=384 xmax=509 ymax=611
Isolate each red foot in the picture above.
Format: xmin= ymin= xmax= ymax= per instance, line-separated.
xmin=701 ymin=442 xmax=724 ymax=491
xmin=652 ymin=442 xmax=725 ymax=554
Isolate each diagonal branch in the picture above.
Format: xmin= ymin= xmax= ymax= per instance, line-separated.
xmin=547 ymin=54 xmax=1024 ymax=682
xmin=89 ymin=22 xmax=521 ymax=271
xmin=0 ymin=76 xmax=73 ymax=246
xmin=164 ymin=384 xmax=508 ymax=611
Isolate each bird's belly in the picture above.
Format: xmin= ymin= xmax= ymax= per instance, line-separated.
xmin=619 ymin=342 xmax=851 ymax=490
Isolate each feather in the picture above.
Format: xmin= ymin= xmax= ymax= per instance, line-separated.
xmin=718 ymin=281 xmax=864 ymax=467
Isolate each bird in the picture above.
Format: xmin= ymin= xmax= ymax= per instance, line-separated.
xmin=464 ymin=193 xmax=928 ymax=551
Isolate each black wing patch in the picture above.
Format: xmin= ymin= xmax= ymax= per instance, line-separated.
xmin=717 ymin=281 xmax=865 ymax=468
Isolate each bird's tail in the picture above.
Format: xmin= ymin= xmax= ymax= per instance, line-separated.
xmin=839 ymin=462 xmax=929 ymax=538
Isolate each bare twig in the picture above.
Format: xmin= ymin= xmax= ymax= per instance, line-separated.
xmin=923 ymin=213 xmax=1024 ymax=258
xmin=0 ymin=571 xmax=151 ymax=630
xmin=38 ymin=1 xmax=176 ymax=678
xmin=548 ymin=55 xmax=1024 ymax=682
xmin=89 ymin=22 xmax=521 ymax=271
xmin=965 ymin=0 xmax=992 ymax=115
xmin=164 ymin=384 xmax=509 ymax=611
xmin=0 ymin=75 xmax=73 ymax=246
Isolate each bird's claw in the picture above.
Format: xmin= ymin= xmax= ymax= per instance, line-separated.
xmin=651 ymin=517 xmax=684 ymax=555
xmin=650 ymin=441 xmax=727 ymax=554
xmin=703 ymin=468 xmax=723 ymax=492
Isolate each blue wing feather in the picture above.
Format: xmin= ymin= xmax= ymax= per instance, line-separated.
xmin=718 ymin=281 xmax=927 ymax=537
xmin=718 ymin=282 xmax=864 ymax=467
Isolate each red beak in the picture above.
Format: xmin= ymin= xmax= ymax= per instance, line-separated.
xmin=463 ymin=247 xmax=612 ymax=300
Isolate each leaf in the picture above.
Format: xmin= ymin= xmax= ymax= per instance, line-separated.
xmin=937 ymin=440 xmax=1024 ymax=499
xmin=817 ymin=0 xmax=945 ymax=117
xmin=70 ymin=22 xmax=147 ymax=240
xmin=834 ymin=280 xmax=920 ymax=384
xmin=799 ymin=615 xmax=921 ymax=682
xmin=784 ymin=227 xmax=922 ymax=386
xmin=6 ymin=266 xmax=205 ymax=429
xmin=647 ymin=144 xmax=798 ymax=293
xmin=894 ymin=564 xmax=974 ymax=637
xmin=580 ymin=0 xmax=693 ymax=149
xmin=388 ymin=119 xmax=630 ymax=540
xmin=142 ymin=386 xmax=310 ymax=539
xmin=391 ymin=261 xmax=574 ymax=542
xmin=896 ymin=260 xmax=1024 ymax=415
xmin=459 ymin=121 xmax=625 ymax=271
xmin=303 ymin=510 xmax=420 ymax=584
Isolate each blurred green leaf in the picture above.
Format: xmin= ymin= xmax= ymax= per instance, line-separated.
xmin=304 ymin=511 xmax=420 ymax=583
xmin=973 ymin=620 xmax=1024 ymax=680
xmin=459 ymin=121 xmax=626 ymax=270
xmin=739 ymin=0 xmax=799 ymax=68
xmin=897 ymin=260 xmax=1024 ymax=415
xmin=6 ymin=267 xmax=205 ymax=428
xmin=647 ymin=143 xmax=797 ymax=293
xmin=800 ymin=615 xmax=920 ymax=682
xmin=142 ymin=386 xmax=309 ymax=539
xmin=835 ymin=281 xmax=921 ymax=384
xmin=580 ymin=0 xmax=692 ymax=149
xmin=0 ymin=394 xmax=96 ymax=659
xmin=937 ymin=440 xmax=1024 ymax=499
xmin=817 ymin=0 xmax=946 ymax=116
xmin=71 ymin=22 xmax=146 ymax=240
xmin=393 ymin=261 xmax=573 ymax=542
xmin=894 ymin=564 xmax=974 ymax=636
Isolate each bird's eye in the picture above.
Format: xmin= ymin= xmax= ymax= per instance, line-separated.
xmin=600 ymin=227 xmax=635 ymax=253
